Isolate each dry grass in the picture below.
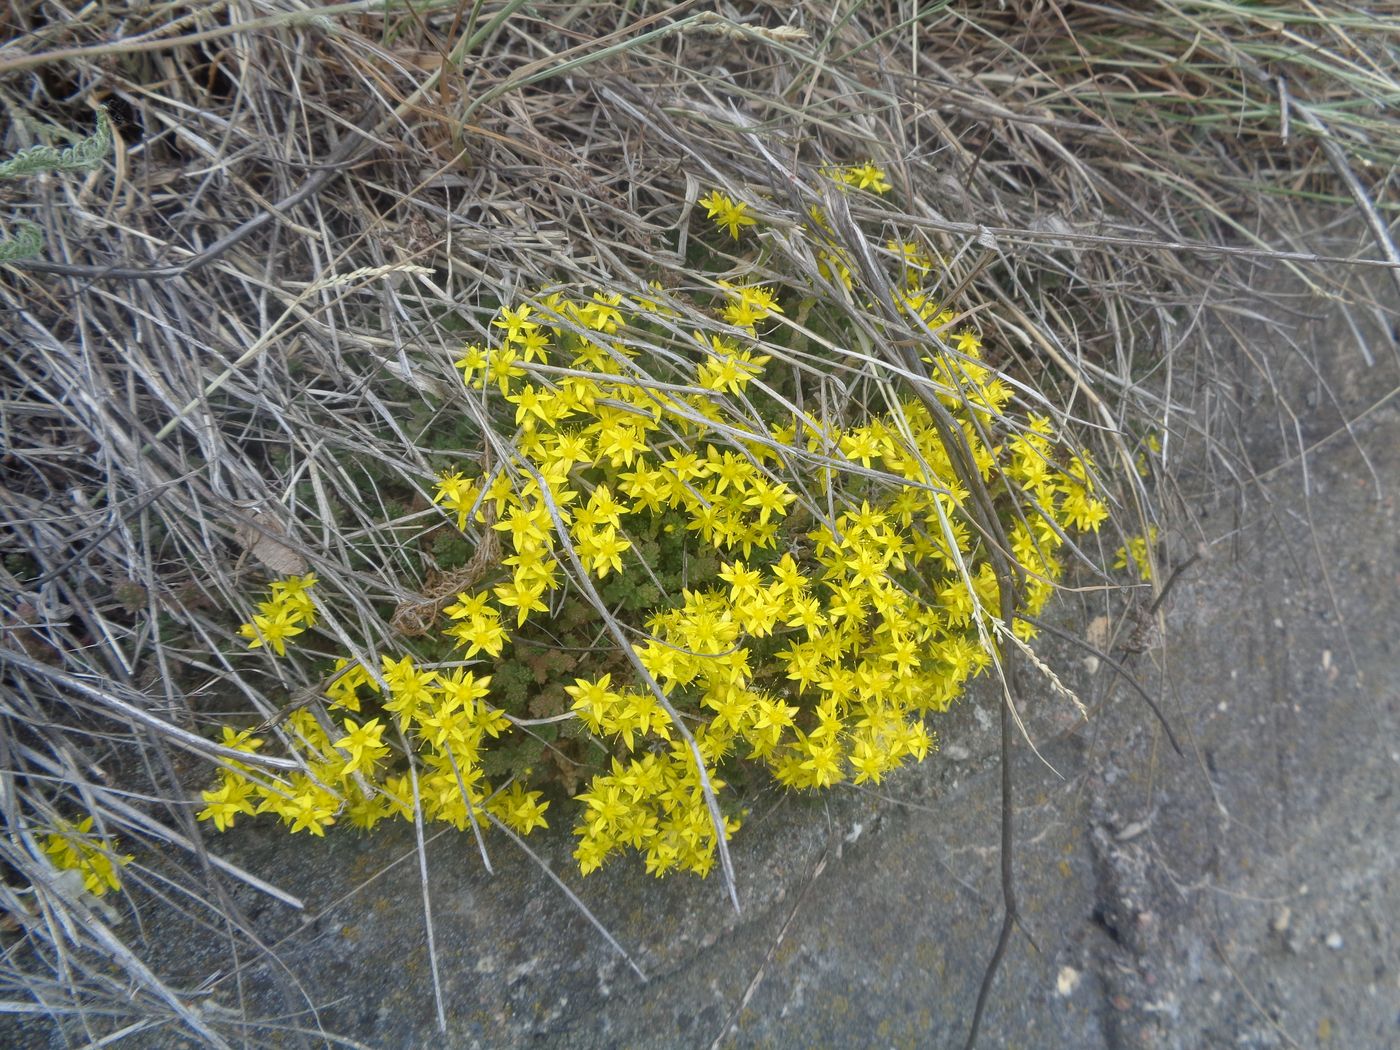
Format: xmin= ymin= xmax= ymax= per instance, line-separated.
xmin=1 ymin=0 xmax=1396 ymax=1044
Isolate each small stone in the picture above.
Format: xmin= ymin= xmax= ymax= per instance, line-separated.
xmin=1272 ymin=906 xmax=1291 ymax=933
xmin=1056 ymin=966 xmax=1081 ymax=996
xmin=1324 ymin=932 xmax=1344 ymax=951
xmin=943 ymin=744 xmax=970 ymax=761
xmin=1086 ymin=616 xmax=1111 ymax=650
xmin=1117 ymin=821 xmax=1149 ymax=842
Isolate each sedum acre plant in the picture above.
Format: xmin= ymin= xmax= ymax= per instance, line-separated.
xmin=41 ymin=817 xmax=132 ymax=898
xmin=199 ymin=164 xmax=1110 ymax=881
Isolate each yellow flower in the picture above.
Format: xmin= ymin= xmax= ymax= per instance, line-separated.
xmin=454 ymin=343 xmax=488 ymax=385
xmin=446 ymin=609 xmax=508 ymax=658
xmin=718 ymin=560 xmax=763 ymax=603
xmin=1114 ymin=527 xmax=1158 ymax=581
xmin=492 ymin=303 xmax=536 ymax=343
xmin=824 ymin=161 xmax=891 ymax=194
xmin=488 ymin=782 xmax=550 ymax=834
xmin=198 ymin=776 xmax=257 ymax=831
xmin=1060 ymin=488 xmax=1108 ymax=532
xmin=506 ymin=385 xmax=556 ymax=428
xmin=719 ymin=282 xmax=784 ymax=329
xmin=43 ymin=817 xmax=133 ymax=896
xmin=695 ymin=337 xmax=770 ymax=395
xmin=566 ymin=674 xmax=619 ymax=734
xmin=485 ymin=346 xmax=526 ymax=394
xmin=381 ymin=656 xmax=438 ymax=728
xmin=280 ymin=782 xmax=339 ymax=836
xmin=238 ymin=606 xmax=305 ymax=657
xmin=269 ymin=573 xmax=317 ymax=620
xmin=333 ymin=717 xmax=388 ymax=776
xmin=434 ymin=471 xmax=481 ymax=529
xmin=698 ymin=189 xmax=757 ymax=239
xmin=743 ymin=478 xmax=795 ymax=524
xmin=493 ymin=576 xmax=549 ymax=626
xmin=577 ymin=526 xmax=630 ymax=578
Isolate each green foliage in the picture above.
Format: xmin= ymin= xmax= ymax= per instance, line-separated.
xmin=0 ymin=108 xmax=112 ymax=180
xmin=0 ymin=108 xmax=112 ymax=262
xmin=0 ymin=221 xmax=43 ymax=263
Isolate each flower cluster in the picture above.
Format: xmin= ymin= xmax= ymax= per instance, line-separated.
xmin=201 ymin=162 xmax=1113 ymax=879
xmin=1115 ymin=526 xmax=1159 ymax=581
xmin=196 ymin=665 xmax=546 ymax=840
xmin=821 ymin=161 xmax=893 ymax=194
xmin=237 ymin=573 xmax=317 ymax=657
xmin=41 ymin=817 xmax=132 ymax=897
xmin=698 ymin=189 xmax=757 ymax=239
